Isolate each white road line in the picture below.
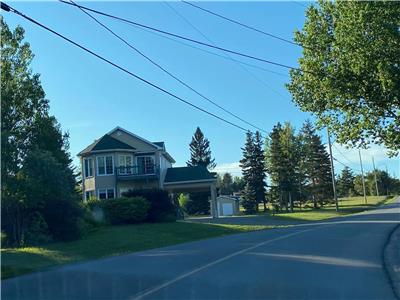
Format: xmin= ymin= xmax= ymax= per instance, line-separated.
xmin=130 ymin=226 xmax=323 ymax=300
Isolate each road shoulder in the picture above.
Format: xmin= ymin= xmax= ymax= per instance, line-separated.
xmin=384 ymin=223 xmax=400 ymax=299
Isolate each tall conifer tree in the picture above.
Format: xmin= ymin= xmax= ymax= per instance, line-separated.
xmin=187 ymin=127 xmax=216 ymax=169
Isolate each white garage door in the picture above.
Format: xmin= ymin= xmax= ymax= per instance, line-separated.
xmin=222 ymin=203 xmax=233 ymax=216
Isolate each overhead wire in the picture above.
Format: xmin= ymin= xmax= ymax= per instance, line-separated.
xmin=58 ymin=0 xmax=312 ymax=74
xmin=2 ymin=2 xmax=255 ymax=135
xmin=67 ymin=0 xmax=269 ymax=134
xmin=181 ymin=1 xmax=305 ymax=49
xmin=164 ymin=2 xmax=291 ymax=103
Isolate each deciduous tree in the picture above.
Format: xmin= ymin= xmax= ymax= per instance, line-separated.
xmin=287 ymin=1 xmax=400 ymax=155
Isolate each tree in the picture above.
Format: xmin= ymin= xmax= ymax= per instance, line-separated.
xmin=240 ymin=131 xmax=266 ymax=213
xmin=185 ymin=127 xmax=216 ymax=215
xmin=336 ymin=167 xmax=355 ymax=197
xmin=287 ymin=1 xmax=400 ymax=155
xmin=299 ymin=120 xmax=332 ymax=208
xmin=365 ymin=169 xmax=397 ymax=196
xmin=219 ymin=173 xmax=234 ymax=195
xmin=253 ymin=132 xmax=267 ymax=210
xmin=232 ymin=176 xmax=245 ymax=193
xmin=265 ymin=123 xmax=285 ymax=210
xmin=1 ymin=20 xmax=81 ymax=245
xmin=354 ymin=175 xmax=367 ymax=196
xmin=240 ymin=132 xmax=257 ymax=213
xmin=187 ymin=127 xmax=216 ymax=169
xmin=266 ymin=123 xmax=303 ymax=212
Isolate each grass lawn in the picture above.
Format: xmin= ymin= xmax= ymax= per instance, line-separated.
xmin=269 ymin=195 xmax=395 ymax=221
xmin=1 ymin=222 xmax=271 ymax=280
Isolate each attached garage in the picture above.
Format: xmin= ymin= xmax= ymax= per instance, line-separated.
xmin=217 ymin=196 xmax=240 ymax=217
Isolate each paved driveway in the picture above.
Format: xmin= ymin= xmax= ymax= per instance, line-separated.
xmin=2 ymin=200 xmax=400 ymax=300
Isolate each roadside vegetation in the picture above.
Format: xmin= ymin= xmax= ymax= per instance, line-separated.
xmin=1 ymin=222 xmax=270 ymax=279
xmin=270 ymin=195 xmax=395 ymax=221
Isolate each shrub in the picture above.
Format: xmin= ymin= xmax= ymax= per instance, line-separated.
xmin=24 ymin=212 xmax=52 ymax=245
xmin=42 ymin=198 xmax=86 ymax=241
xmin=185 ymin=192 xmax=210 ymax=215
xmin=103 ymin=197 xmax=150 ymax=225
xmin=122 ymin=189 xmax=176 ymax=222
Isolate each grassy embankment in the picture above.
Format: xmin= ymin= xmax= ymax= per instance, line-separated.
xmin=1 ymin=222 xmax=270 ymax=279
xmin=269 ymin=195 xmax=396 ymax=221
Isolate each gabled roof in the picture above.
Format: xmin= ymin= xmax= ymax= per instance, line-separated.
xmin=78 ymin=134 xmax=135 ymax=156
xmin=153 ymin=142 xmax=165 ymax=149
xmin=108 ymin=126 xmax=161 ymax=149
xmin=164 ymin=166 xmax=216 ymax=184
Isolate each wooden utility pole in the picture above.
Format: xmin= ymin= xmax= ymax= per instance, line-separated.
xmin=372 ymin=156 xmax=379 ymax=196
xmin=358 ymin=149 xmax=367 ymax=204
xmin=326 ymin=128 xmax=339 ymax=211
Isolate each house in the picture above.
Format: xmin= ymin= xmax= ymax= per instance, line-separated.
xmin=78 ymin=127 xmax=219 ymax=217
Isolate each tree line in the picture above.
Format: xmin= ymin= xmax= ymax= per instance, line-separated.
xmin=215 ymin=122 xmax=400 ymax=214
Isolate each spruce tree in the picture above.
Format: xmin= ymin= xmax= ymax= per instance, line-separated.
xmin=220 ymin=173 xmax=234 ymax=195
xmin=337 ymin=167 xmax=355 ymax=197
xmin=187 ymin=127 xmax=216 ymax=169
xmin=265 ymin=123 xmax=285 ymax=210
xmin=240 ymin=131 xmax=266 ymax=213
xmin=254 ymin=131 xmax=267 ymax=210
xmin=240 ymin=132 xmax=257 ymax=213
xmin=186 ymin=127 xmax=215 ymax=215
xmin=299 ymin=120 xmax=332 ymax=207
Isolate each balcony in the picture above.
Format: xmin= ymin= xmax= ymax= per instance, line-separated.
xmin=116 ymin=164 xmax=159 ymax=181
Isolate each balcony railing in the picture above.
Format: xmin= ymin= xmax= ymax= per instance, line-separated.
xmin=116 ymin=164 xmax=159 ymax=179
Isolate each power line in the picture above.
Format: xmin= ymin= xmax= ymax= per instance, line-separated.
xmin=2 ymin=2 xmax=254 ymax=135
xmin=68 ymin=0 xmax=268 ymax=134
xmin=332 ymin=157 xmax=360 ymax=173
xmin=164 ymin=2 xmax=290 ymax=112
xmin=59 ymin=0 xmax=310 ymax=74
xmin=181 ymin=1 xmax=304 ymax=49
xmin=332 ymin=144 xmax=361 ymax=171
xmin=132 ymin=10 xmax=289 ymax=78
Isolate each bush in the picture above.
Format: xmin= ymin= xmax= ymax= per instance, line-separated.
xmin=24 ymin=212 xmax=52 ymax=245
xmin=185 ymin=192 xmax=210 ymax=215
xmin=42 ymin=198 xmax=86 ymax=241
xmin=103 ymin=197 xmax=150 ymax=225
xmin=122 ymin=189 xmax=176 ymax=222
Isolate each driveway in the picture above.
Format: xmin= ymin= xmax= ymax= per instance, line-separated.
xmin=2 ymin=199 xmax=400 ymax=300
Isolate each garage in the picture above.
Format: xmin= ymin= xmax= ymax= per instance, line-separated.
xmin=217 ymin=196 xmax=240 ymax=217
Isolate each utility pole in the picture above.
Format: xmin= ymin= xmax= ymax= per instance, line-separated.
xmin=385 ymin=166 xmax=389 ymax=196
xmin=372 ymin=156 xmax=379 ymax=196
xmin=327 ymin=128 xmax=339 ymax=211
xmin=358 ymin=149 xmax=367 ymax=204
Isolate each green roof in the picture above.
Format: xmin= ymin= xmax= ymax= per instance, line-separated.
xmin=78 ymin=134 xmax=135 ymax=155
xmin=153 ymin=142 xmax=165 ymax=148
xmin=164 ymin=166 xmax=216 ymax=183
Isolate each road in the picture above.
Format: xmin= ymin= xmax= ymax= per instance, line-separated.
xmin=2 ymin=200 xmax=400 ymax=300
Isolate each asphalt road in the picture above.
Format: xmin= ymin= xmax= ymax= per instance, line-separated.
xmin=3 ymin=200 xmax=400 ymax=300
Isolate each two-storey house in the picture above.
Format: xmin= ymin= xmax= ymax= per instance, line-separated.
xmin=78 ymin=127 xmax=175 ymax=200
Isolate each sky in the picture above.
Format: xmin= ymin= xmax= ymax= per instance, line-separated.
xmin=3 ymin=1 xmax=399 ymax=178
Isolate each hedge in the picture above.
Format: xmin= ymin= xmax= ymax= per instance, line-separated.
xmin=103 ymin=197 xmax=150 ymax=225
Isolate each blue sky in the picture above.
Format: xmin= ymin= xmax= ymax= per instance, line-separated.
xmin=3 ymin=1 xmax=399 ymax=178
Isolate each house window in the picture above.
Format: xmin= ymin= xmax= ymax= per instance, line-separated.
xmin=84 ymin=158 xmax=93 ymax=178
xmin=85 ymin=190 xmax=95 ymax=200
xmin=98 ymin=188 xmax=115 ymax=199
xmin=119 ymin=187 xmax=131 ymax=197
xmin=107 ymin=188 xmax=115 ymax=199
xmin=97 ymin=155 xmax=114 ymax=175
xmin=119 ymin=155 xmax=133 ymax=175
xmin=136 ymin=156 xmax=155 ymax=174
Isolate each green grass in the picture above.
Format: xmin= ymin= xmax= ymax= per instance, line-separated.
xmin=270 ymin=195 xmax=394 ymax=221
xmin=1 ymin=222 xmax=271 ymax=280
